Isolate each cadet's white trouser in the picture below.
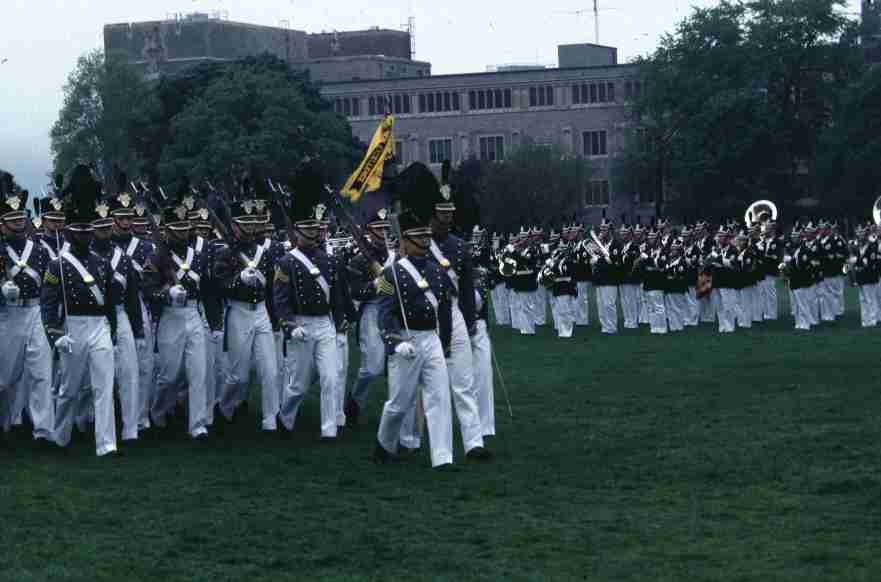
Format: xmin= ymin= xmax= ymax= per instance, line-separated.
xmin=550 ymin=294 xmax=577 ymax=338
xmin=54 ymin=316 xmax=117 ymax=456
xmin=645 ymin=290 xmax=667 ymax=334
xmin=761 ymin=276 xmax=778 ymax=320
xmin=153 ymin=305 xmax=208 ymax=437
xmin=596 ymin=285 xmax=618 ymax=334
xmin=470 ymin=320 xmax=495 ymax=437
xmin=793 ymin=287 xmax=815 ymax=330
xmin=135 ymin=299 xmax=154 ymax=430
xmin=819 ymin=279 xmax=836 ymax=322
xmin=280 ymin=315 xmax=339 ymax=437
xmin=700 ymin=289 xmax=717 ymax=323
xmin=0 ymin=305 xmax=54 ymax=441
xmin=639 ymin=285 xmax=650 ymax=324
xmin=400 ymin=305 xmax=485 ymax=455
xmin=534 ymin=286 xmax=548 ymax=325
xmin=335 ymin=330 xmax=348 ymax=428
xmin=619 ymin=284 xmax=640 ymax=329
xmin=351 ymin=302 xmax=384 ymax=411
xmin=718 ymin=289 xmax=738 ymax=333
xmin=491 ymin=284 xmax=511 ymax=325
xmin=737 ymin=289 xmax=752 ymax=329
xmin=685 ymin=287 xmax=700 ymax=326
xmin=832 ymin=275 xmax=845 ymax=316
xmin=376 ymin=330 xmax=453 ymax=467
xmin=114 ymin=306 xmax=140 ymax=441
xmin=575 ymin=282 xmax=591 ymax=326
xmin=808 ymin=284 xmax=822 ymax=324
xmin=859 ymin=283 xmax=879 ymax=327
xmin=219 ymin=301 xmax=278 ymax=430
xmin=666 ymin=293 xmax=686 ymax=332
xmin=512 ymin=291 xmax=537 ymax=335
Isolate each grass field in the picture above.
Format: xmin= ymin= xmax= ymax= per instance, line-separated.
xmin=2 ymin=287 xmax=880 ymax=581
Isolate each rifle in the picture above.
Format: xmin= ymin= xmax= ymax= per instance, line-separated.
xmin=321 ymin=184 xmax=384 ymax=276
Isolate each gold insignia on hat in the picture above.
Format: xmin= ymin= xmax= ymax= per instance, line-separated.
xmin=378 ymin=208 xmax=388 ymax=220
xmin=440 ymin=185 xmax=451 ymax=201
xmin=243 ymin=200 xmax=255 ymax=215
xmin=6 ymin=196 xmax=20 ymax=211
xmin=50 ymin=198 xmax=63 ymax=211
xmin=135 ymin=203 xmax=146 ymax=216
xmin=96 ymin=202 xmax=110 ymax=218
xmin=182 ymin=196 xmax=195 ymax=210
xmin=152 ymin=213 xmax=162 ymax=226
xmin=417 ymin=278 xmax=429 ymax=289
xmin=119 ymin=192 xmax=132 ymax=207
xmin=314 ymin=203 xmax=326 ymax=221
xmin=32 ymin=217 xmax=42 ymax=229
xmin=440 ymin=258 xmax=450 ymax=269
xmin=255 ymin=200 xmax=266 ymax=213
xmin=175 ymin=206 xmax=188 ymax=220
xmin=198 ymin=209 xmax=209 ymax=220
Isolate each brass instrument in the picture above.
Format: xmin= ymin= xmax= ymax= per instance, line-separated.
xmin=745 ymin=199 xmax=779 ymax=230
xmin=497 ymin=244 xmax=518 ymax=277
xmin=873 ymin=195 xmax=881 ymax=227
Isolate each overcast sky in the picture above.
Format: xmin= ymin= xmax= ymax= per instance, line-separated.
xmin=0 ymin=0 xmax=863 ymax=194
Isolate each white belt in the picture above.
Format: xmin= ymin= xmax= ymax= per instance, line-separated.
xmin=3 ymin=298 xmax=40 ymax=308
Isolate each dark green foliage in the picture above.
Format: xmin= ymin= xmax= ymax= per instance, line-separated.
xmin=2 ymin=286 xmax=879 ymax=581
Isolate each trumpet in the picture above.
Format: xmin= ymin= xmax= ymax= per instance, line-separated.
xmin=497 ymin=244 xmax=518 ymax=277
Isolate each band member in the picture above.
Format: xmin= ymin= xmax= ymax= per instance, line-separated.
xmin=0 ymin=174 xmax=55 ymax=443
xmin=641 ymin=229 xmax=668 ymax=334
xmin=618 ymin=225 xmax=641 ymax=330
xmin=43 ymin=165 xmax=119 ymax=456
xmin=849 ymin=224 xmax=880 ymax=327
xmin=489 ymin=231 xmax=511 ymax=326
xmin=664 ymin=238 xmax=689 ymax=332
xmin=591 ymin=219 xmax=621 ymax=334
xmin=711 ymin=227 xmax=739 ymax=333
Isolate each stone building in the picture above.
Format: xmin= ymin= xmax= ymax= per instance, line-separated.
xmin=105 ymin=14 xmax=650 ymax=223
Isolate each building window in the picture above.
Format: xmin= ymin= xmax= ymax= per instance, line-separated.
xmin=586 ymin=180 xmax=610 ymax=206
xmin=478 ymin=91 xmax=486 ymax=109
xmin=395 ymin=140 xmax=406 ymax=165
xmin=419 ymin=94 xmax=427 ymax=113
xmin=403 ymin=95 xmax=411 ymax=114
xmin=504 ymin=88 xmax=512 ymax=108
xmin=394 ymin=95 xmax=402 ymax=114
xmin=352 ymin=98 xmax=360 ymax=117
xmin=469 ymin=88 xmax=512 ymax=111
xmin=469 ymin=91 xmax=476 ymax=110
xmin=443 ymin=92 xmax=451 ymax=111
xmin=546 ymin=86 xmax=554 ymax=106
xmin=452 ymin=92 xmax=460 ymax=110
xmin=598 ymin=83 xmax=606 ymax=103
xmin=479 ymin=136 xmax=505 ymax=161
xmin=429 ymin=138 xmax=453 ymax=164
xmin=583 ymin=130 xmax=608 ymax=157
xmin=368 ymin=96 xmax=376 ymax=116
xmin=529 ymin=87 xmax=537 ymax=107
xmin=572 ymin=85 xmax=580 ymax=104
xmin=573 ymin=82 xmax=616 ymax=105
xmin=634 ymin=128 xmax=652 ymax=154
xmin=607 ymin=82 xmax=615 ymax=102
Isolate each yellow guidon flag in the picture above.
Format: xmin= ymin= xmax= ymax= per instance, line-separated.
xmin=340 ymin=115 xmax=395 ymax=203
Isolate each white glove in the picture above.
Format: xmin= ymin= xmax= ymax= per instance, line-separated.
xmin=290 ymin=326 xmax=307 ymax=342
xmin=240 ymin=268 xmax=263 ymax=288
xmin=168 ymin=285 xmax=188 ymax=306
xmin=394 ymin=341 xmax=416 ymax=359
xmin=2 ymin=281 xmax=20 ymax=303
xmin=55 ymin=335 xmax=75 ymax=354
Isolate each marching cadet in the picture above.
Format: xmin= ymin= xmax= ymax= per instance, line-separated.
xmin=371 ymin=172 xmax=456 ymax=467
xmin=618 ymin=225 xmax=641 ymax=330
xmin=91 ymin=188 xmax=145 ymax=442
xmin=681 ymin=226 xmax=701 ymax=326
xmin=591 ymin=219 xmax=622 ymax=335
xmin=112 ymin=179 xmax=157 ymax=432
xmin=0 ymin=174 xmax=56 ymax=443
xmin=35 ymin=174 xmax=69 ymax=261
xmin=757 ymin=218 xmax=783 ymax=321
xmin=469 ymin=225 xmax=496 ymax=437
xmin=571 ymin=222 xmax=593 ymax=327
xmin=275 ymin=165 xmax=346 ymax=440
xmin=346 ymin=202 xmax=392 ymax=424
xmin=214 ymin=180 xmax=280 ymax=432
xmin=538 ymin=236 xmax=578 ymax=338
xmin=664 ymin=238 xmax=689 ymax=332
xmin=325 ymin=223 xmax=357 ymax=432
xmin=489 ymin=231 xmax=511 ymax=326
xmin=417 ymin=161 xmax=490 ymax=460
xmin=829 ymin=221 xmax=848 ymax=317
xmin=634 ymin=224 xmax=651 ymax=325
xmin=787 ymin=225 xmax=819 ymax=331
xmin=734 ymin=230 xmax=756 ymax=329
xmin=43 ymin=165 xmax=119 ymax=456
xmin=711 ymin=226 xmax=739 ymax=333
xmin=640 ymin=229 xmax=668 ymax=334
xmin=142 ymin=187 xmax=221 ymax=439
xmin=532 ymin=226 xmax=549 ymax=327
xmin=693 ymin=222 xmax=717 ymax=324
xmin=849 ymin=224 xmax=880 ymax=327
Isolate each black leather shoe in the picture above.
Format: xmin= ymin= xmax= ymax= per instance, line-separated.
xmin=465 ymin=446 xmax=493 ymax=462
xmin=371 ymin=442 xmax=400 ymax=464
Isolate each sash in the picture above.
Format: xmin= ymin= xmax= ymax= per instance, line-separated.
xmin=171 ymin=248 xmax=200 ymax=285
xmin=110 ymin=247 xmax=127 ymax=290
xmin=398 ymin=257 xmax=438 ymax=310
xmin=429 ymin=240 xmax=459 ymax=292
xmin=195 ymin=237 xmax=205 ymax=255
xmin=6 ymin=240 xmax=40 ymax=285
xmin=290 ymin=248 xmax=329 ymax=303
xmin=239 ymin=244 xmax=267 ymax=287
xmin=60 ymin=251 xmax=104 ymax=306
xmin=125 ymin=237 xmax=143 ymax=273
xmin=40 ymin=239 xmax=69 ymax=262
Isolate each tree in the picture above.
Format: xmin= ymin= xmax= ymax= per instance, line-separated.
xmin=618 ymin=0 xmax=862 ymax=220
xmin=455 ymin=145 xmax=593 ymax=235
xmin=157 ymin=56 xmax=356 ymax=189
xmin=50 ymin=50 xmax=151 ymax=181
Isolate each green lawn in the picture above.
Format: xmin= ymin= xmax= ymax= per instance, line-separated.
xmin=2 ymin=287 xmax=880 ymax=581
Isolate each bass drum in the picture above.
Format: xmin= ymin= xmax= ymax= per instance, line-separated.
xmin=696 ymin=272 xmax=713 ymax=299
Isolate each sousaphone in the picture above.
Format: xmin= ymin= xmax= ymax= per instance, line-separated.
xmin=744 ymin=200 xmax=778 ymax=229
